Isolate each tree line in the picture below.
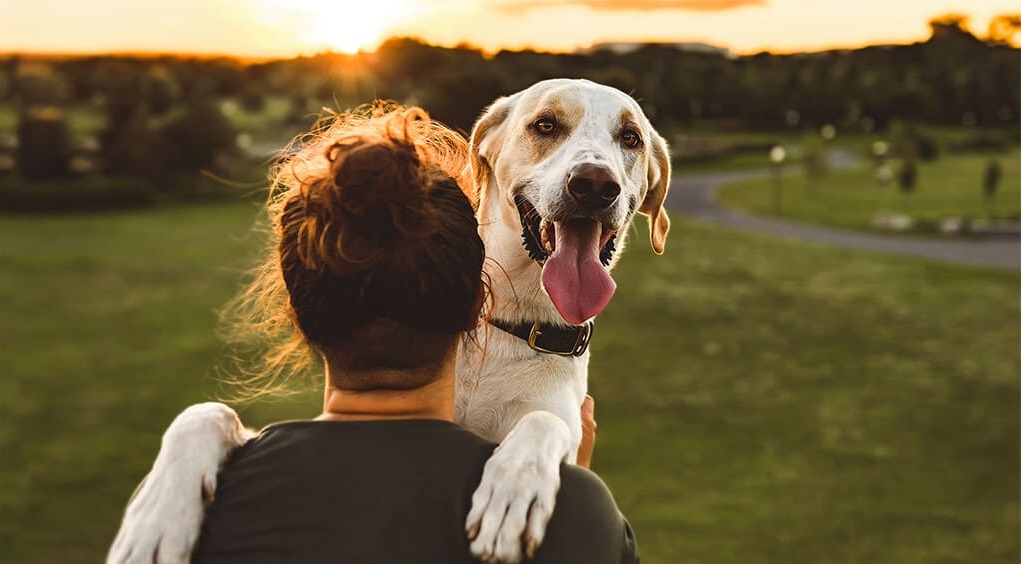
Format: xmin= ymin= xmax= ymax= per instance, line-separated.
xmin=0 ymin=13 xmax=1016 ymax=211
xmin=3 ymin=14 xmax=1018 ymax=133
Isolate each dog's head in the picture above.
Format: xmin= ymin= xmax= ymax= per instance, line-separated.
xmin=469 ymin=79 xmax=671 ymax=324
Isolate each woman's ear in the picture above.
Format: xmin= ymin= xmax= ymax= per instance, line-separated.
xmin=639 ymin=132 xmax=671 ymax=254
xmin=468 ymin=98 xmax=511 ymax=212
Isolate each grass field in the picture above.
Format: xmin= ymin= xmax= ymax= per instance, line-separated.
xmin=1 ymin=201 xmax=1018 ymax=563
xmin=716 ymin=151 xmax=1021 ymax=232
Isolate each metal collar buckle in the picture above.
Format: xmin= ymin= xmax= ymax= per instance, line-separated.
xmin=527 ymin=321 xmax=593 ymax=357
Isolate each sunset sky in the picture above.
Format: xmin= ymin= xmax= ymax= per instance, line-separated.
xmin=0 ymin=0 xmax=1016 ymax=57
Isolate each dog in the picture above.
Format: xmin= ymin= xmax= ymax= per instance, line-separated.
xmin=107 ymin=78 xmax=671 ymax=564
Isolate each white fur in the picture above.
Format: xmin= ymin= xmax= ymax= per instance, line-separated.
xmin=457 ymin=78 xmax=668 ymax=562
xmin=107 ymin=79 xmax=669 ymax=564
xmin=107 ymin=403 xmax=254 ymax=564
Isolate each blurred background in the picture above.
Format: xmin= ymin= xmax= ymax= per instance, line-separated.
xmin=0 ymin=1 xmax=1018 ymax=562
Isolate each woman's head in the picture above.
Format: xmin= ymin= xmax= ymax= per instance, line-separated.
xmin=227 ymin=104 xmax=484 ymax=395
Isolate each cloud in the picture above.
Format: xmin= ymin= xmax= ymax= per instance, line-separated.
xmin=494 ymin=0 xmax=765 ymax=14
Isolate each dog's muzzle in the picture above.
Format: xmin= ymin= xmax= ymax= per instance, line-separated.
xmin=514 ymin=196 xmax=617 ymax=267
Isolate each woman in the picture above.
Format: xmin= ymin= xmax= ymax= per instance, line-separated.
xmin=189 ymin=105 xmax=636 ymax=563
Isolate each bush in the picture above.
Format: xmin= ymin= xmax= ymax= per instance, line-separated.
xmin=15 ymin=65 xmax=70 ymax=106
xmin=141 ymin=67 xmax=182 ymax=116
xmin=897 ymin=158 xmax=918 ymax=195
xmin=238 ymin=85 xmax=266 ymax=113
xmin=984 ymin=159 xmax=1002 ymax=201
xmin=103 ymin=106 xmax=170 ymax=182
xmin=101 ymin=97 xmax=238 ymax=196
xmin=890 ymin=120 xmax=940 ymax=162
xmin=16 ymin=106 xmax=71 ymax=179
xmin=949 ymin=131 xmax=1010 ymax=153
xmin=915 ymin=135 xmax=939 ymax=161
xmin=162 ymin=98 xmax=237 ymax=173
xmin=0 ymin=174 xmax=159 ymax=212
xmin=417 ymin=64 xmax=509 ymax=132
xmin=801 ymin=138 xmax=829 ymax=191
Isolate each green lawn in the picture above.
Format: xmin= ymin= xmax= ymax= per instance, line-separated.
xmin=677 ymin=151 xmax=794 ymax=174
xmin=716 ymin=151 xmax=1021 ymax=232
xmin=220 ymin=96 xmax=294 ymax=133
xmin=1 ymin=202 xmax=1018 ymax=563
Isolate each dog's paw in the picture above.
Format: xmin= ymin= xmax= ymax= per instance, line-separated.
xmin=107 ymin=491 xmax=204 ymax=564
xmin=107 ymin=403 xmax=252 ymax=564
xmin=465 ymin=411 xmax=573 ymax=563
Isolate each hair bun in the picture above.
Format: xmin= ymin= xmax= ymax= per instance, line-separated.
xmin=282 ymin=118 xmax=446 ymax=278
xmin=326 ymin=136 xmax=438 ymax=239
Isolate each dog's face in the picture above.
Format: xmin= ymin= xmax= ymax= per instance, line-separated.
xmin=469 ymin=79 xmax=671 ymax=324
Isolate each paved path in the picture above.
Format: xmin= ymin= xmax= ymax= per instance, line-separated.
xmin=667 ymin=160 xmax=1020 ymax=271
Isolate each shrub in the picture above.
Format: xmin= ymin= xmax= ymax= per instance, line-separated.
xmin=949 ymin=131 xmax=1010 ymax=153
xmin=0 ymin=174 xmax=159 ymax=212
xmin=238 ymin=85 xmax=266 ymax=113
xmin=897 ymin=158 xmax=918 ymax=195
xmin=102 ymin=106 xmax=171 ymax=183
xmin=141 ymin=67 xmax=182 ymax=116
xmin=915 ymin=135 xmax=940 ymax=161
xmin=983 ymin=159 xmax=1002 ymax=201
xmin=890 ymin=120 xmax=940 ymax=162
xmin=162 ymin=97 xmax=237 ymax=174
xmin=15 ymin=64 xmax=70 ymax=106
xmin=16 ymin=106 xmax=71 ymax=179
xmin=801 ymin=138 xmax=829 ymax=192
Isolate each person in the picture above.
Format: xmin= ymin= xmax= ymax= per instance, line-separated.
xmin=190 ymin=105 xmax=638 ymax=563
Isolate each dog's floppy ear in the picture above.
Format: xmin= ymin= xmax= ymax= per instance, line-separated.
xmin=639 ymin=132 xmax=671 ymax=254
xmin=468 ymin=97 xmax=511 ymax=211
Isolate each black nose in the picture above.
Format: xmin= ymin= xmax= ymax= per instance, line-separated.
xmin=567 ymin=164 xmax=620 ymax=211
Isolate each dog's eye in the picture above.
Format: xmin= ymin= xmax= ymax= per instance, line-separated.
xmin=620 ymin=129 xmax=642 ymax=148
xmin=532 ymin=118 xmax=557 ymax=135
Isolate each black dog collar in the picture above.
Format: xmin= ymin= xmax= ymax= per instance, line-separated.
xmin=488 ymin=319 xmax=594 ymax=357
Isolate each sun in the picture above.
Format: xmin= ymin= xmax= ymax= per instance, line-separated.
xmin=264 ymin=0 xmax=415 ymax=54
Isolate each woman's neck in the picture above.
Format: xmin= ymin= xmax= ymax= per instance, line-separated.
xmin=316 ymin=362 xmax=456 ymax=422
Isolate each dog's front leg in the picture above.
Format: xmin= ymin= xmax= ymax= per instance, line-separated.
xmin=466 ymin=410 xmax=579 ymax=563
xmin=107 ymin=402 xmax=254 ymax=564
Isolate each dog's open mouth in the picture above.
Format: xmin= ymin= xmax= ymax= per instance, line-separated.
xmin=515 ymin=196 xmax=618 ymax=324
xmin=515 ymin=196 xmax=617 ymax=266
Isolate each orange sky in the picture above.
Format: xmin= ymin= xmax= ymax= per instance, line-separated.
xmin=0 ymin=0 xmax=1016 ymax=57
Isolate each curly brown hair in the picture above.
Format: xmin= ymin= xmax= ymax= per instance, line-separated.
xmin=221 ymin=103 xmax=484 ymax=398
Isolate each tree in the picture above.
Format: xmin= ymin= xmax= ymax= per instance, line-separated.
xmin=987 ymin=14 xmax=1021 ymax=46
xmin=15 ymin=64 xmax=70 ymax=107
xmin=16 ymin=106 xmax=71 ymax=178
xmin=238 ymin=83 xmax=266 ymax=113
xmin=417 ymin=63 xmax=509 ymax=132
xmin=162 ymin=97 xmax=237 ymax=174
xmin=141 ymin=66 xmax=181 ymax=116
xmin=801 ymin=138 xmax=828 ymax=194
xmin=104 ymin=106 xmax=168 ymax=181
xmin=897 ymin=158 xmax=918 ymax=196
xmin=890 ymin=120 xmax=939 ymax=162
xmin=983 ymin=159 xmax=1002 ymax=204
xmin=99 ymin=62 xmax=147 ymax=155
xmin=929 ymin=14 xmax=975 ymax=41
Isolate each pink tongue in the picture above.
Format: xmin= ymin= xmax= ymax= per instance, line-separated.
xmin=541 ymin=219 xmax=617 ymax=325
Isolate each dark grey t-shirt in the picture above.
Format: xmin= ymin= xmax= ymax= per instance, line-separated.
xmin=192 ymin=419 xmax=638 ymax=563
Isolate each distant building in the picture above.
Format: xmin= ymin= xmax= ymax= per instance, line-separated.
xmin=579 ymin=41 xmax=734 ymax=58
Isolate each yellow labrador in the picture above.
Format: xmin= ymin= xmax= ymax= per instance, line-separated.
xmin=458 ymin=78 xmax=669 ymax=561
xmin=108 ymin=79 xmax=670 ymax=564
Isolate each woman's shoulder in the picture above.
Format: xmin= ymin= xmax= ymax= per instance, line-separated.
xmin=533 ymin=465 xmax=639 ymax=563
xmin=557 ymin=465 xmax=625 ymax=517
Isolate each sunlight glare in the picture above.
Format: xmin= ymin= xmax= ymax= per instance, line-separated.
xmin=264 ymin=0 xmax=415 ymax=54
